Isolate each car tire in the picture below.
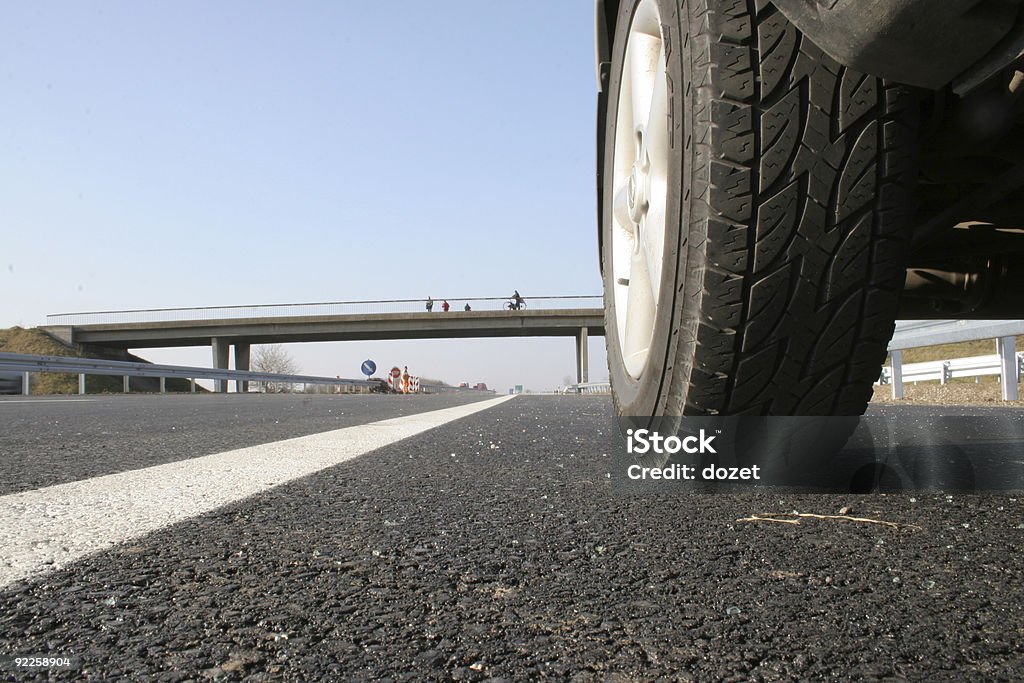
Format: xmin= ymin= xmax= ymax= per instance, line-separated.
xmin=601 ymin=0 xmax=917 ymax=418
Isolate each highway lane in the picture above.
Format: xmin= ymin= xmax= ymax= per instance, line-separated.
xmin=0 ymin=395 xmax=1023 ymax=680
xmin=0 ymin=393 xmax=495 ymax=495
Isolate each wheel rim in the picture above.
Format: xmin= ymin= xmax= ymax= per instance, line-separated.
xmin=610 ymin=0 xmax=669 ymax=380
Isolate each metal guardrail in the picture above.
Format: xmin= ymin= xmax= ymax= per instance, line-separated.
xmin=45 ymin=296 xmax=604 ymax=325
xmin=563 ymin=381 xmax=611 ymax=395
xmin=883 ymin=320 xmax=1023 ymax=400
xmin=418 ymin=384 xmax=493 ymax=395
xmin=889 ymin=320 xmax=1024 ymax=350
xmin=0 ymin=352 xmax=375 ymax=396
xmin=880 ymin=353 xmax=1024 ymax=385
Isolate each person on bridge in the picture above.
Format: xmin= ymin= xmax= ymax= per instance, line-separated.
xmin=442 ymin=300 xmax=450 ymax=312
xmin=425 ymin=296 xmax=434 ymax=312
xmin=464 ymin=302 xmax=471 ymax=311
xmin=511 ymin=290 xmax=524 ymax=311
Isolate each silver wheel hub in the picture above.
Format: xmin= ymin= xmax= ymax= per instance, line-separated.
xmin=610 ymin=0 xmax=670 ymax=380
xmin=627 ymin=161 xmax=648 ymax=226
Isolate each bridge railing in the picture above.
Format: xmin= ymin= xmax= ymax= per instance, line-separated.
xmin=45 ymin=296 xmax=604 ymax=326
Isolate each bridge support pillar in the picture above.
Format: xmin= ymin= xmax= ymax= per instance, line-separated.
xmin=576 ymin=327 xmax=589 ymax=384
xmin=234 ymin=342 xmax=250 ymax=393
xmin=212 ymin=337 xmax=229 ymax=393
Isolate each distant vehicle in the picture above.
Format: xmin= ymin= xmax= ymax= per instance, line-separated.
xmin=0 ymin=372 xmax=24 ymax=395
xmin=458 ymin=382 xmax=469 ymax=388
xmin=596 ymin=0 xmax=1024 ymax=418
xmin=474 ymin=383 xmax=488 ymax=391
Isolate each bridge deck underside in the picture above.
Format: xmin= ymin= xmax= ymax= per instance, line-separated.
xmin=55 ymin=309 xmax=606 ymax=349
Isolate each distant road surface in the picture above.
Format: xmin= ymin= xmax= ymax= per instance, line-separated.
xmin=0 ymin=395 xmax=1021 ymax=680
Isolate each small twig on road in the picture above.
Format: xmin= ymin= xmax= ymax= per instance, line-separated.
xmin=736 ymin=512 xmax=922 ymax=530
xmin=735 ymin=515 xmax=801 ymax=525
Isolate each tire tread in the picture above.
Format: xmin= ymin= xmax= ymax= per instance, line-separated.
xmin=674 ymin=0 xmax=915 ymax=415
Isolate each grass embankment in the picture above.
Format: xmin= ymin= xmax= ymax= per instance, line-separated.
xmin=873 ymin=335 xmax=1024 ymax=406
xmin=0 ymin=327 xmax=194 ymax=394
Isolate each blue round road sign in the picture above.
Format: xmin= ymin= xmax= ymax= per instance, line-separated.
xmin=361 ymin=360 xmax=376 ymax=377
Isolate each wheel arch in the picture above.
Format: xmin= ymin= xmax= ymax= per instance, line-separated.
xmin=771 ymin=0 xmax=1024 ymax=92
xmin=598 ymin=1 xmax=1024 ymax=93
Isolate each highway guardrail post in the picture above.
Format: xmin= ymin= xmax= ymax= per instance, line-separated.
xmin=22 ymin=371 xmax=30 ymax=396
xmin=998 ymin=335 xmax=1018 ymax=401
xmin=891 ymin=350 xmax=904 ymax=399
xmin=79 ymin=374 xmax=86 ymax=395
xmin=124 ymin=376 xmax=130 ymax=393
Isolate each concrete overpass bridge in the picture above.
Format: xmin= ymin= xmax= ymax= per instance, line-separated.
xmin=44 ymin=297 xmax=605 ymax=391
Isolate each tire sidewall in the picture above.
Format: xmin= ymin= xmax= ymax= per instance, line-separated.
xmin=602 ymin=0 xmax=690 ymax=419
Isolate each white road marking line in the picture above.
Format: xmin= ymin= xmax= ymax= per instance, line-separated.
xmin=0 ymin=395 xmax=515 ymax=588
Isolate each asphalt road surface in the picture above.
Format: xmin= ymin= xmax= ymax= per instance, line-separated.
xmin=1 ymin=394 xmax=1022 ymax=681
xmin=0 ymin=393 xmax=494 ymax=495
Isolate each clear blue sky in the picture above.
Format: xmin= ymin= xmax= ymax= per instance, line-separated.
xmin=1 ymin=1 xmax=607 ymax=392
